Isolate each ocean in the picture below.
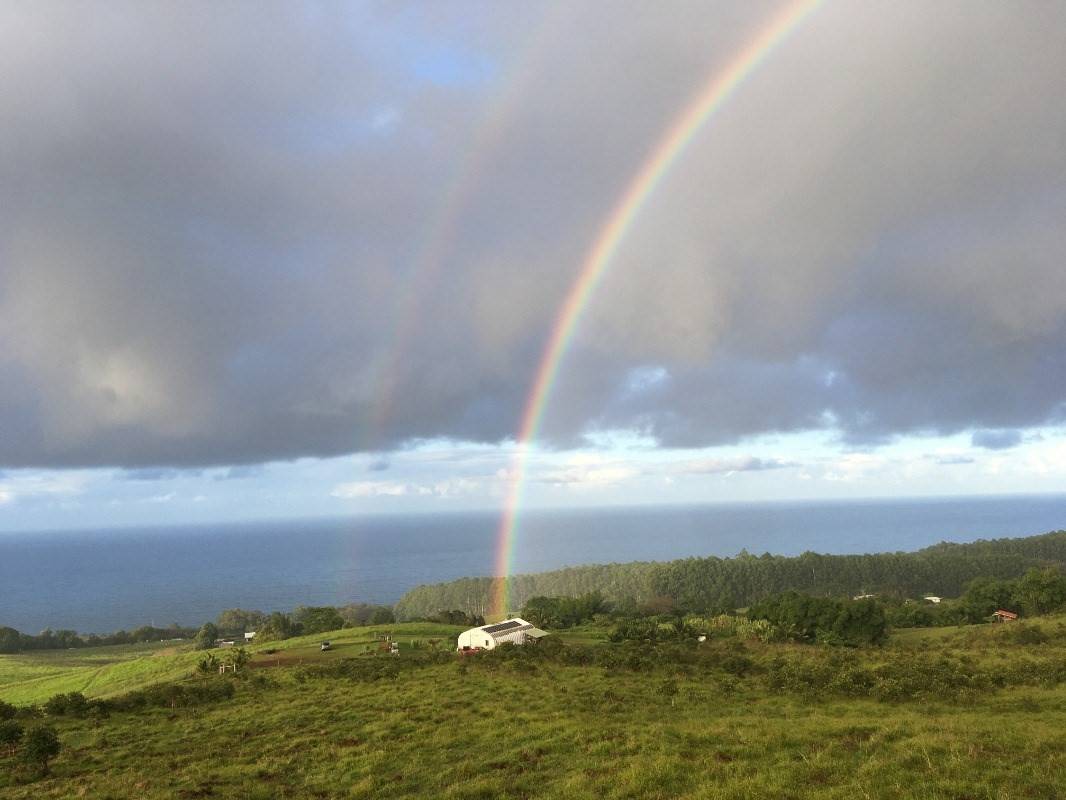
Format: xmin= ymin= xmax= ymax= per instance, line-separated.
xmin=2 ymin=494 xmax=1065 ymax=634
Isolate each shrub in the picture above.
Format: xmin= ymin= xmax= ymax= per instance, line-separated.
xmin=43 ymin=692 xmax=89 ymax=718
xmin=0 ymin=719 xmax=24 ymax=750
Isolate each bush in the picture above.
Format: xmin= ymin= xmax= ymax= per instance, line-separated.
xmin=0 ymin=699 xmax=16 ymax=720
xmin=748 ymin=592 xmax=887 ymax=646
xmin=43 ymin=692 xmax=89 ymax=718
xmin=0 ymin=719 xmax=24 ymax=750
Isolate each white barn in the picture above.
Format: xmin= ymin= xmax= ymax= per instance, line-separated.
xmin=457 ymin=618 xmax=549 ymax=651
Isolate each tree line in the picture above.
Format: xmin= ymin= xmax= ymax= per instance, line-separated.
xmin=394 ymin=530 xmax=1066 ymax=618
xmin=0 ymin=624 xmax=196 ymax=655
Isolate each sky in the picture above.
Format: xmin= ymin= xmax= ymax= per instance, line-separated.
xmin=2 ymin=1 xmax=1066 ymax=532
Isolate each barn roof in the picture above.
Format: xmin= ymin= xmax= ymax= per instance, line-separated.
xmin=482 ymin=620 xmax=524 ymax=635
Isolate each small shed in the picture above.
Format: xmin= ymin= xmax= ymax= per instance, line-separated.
xmin=992 ymin=609 xmax=1019 ymax=622
xmin=923 ymin=596 xmax=942 ymax=604
xmin=456 ymin=618 xmax=549 ymax=651
xmin=244 ymin=631 xmax=257 ymax=641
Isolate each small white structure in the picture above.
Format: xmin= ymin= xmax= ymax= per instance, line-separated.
xmin=923 ymin=596 xmax=942 ymax=604
xmin=457 ymin=618 xmax=549 ymax=651
xmin=853 ymin=594 xmax=875 ymax=600
xmin=244 ymin=631 xmax=257 ymax=641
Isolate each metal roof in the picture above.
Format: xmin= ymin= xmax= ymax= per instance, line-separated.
xmin=481 ymin=620 xmax=524 ymax=635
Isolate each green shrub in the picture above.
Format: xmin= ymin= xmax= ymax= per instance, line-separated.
xmin=43 ymin=692 xmax=89 ymax=718
xmin=0 ymin=719 xmax=24 ymax=750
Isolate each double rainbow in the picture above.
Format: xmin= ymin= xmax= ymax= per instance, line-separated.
xmin=490 ymin=0 xmax=824 ymax=617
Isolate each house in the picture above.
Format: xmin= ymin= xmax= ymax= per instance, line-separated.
xmin=923 ymin=596 xmax=942 ymax=604
xmin=853 ymin=594 xmax=875 ymax=600
xmin=456 ymin=618 xmax=549 ymax=652
xmin=992 ymin=609 xmax=1019 ymax=623
xmin=244 ymin=631 xmax=257 ymax=641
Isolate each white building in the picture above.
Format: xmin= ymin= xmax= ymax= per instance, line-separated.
xmin=457 ymin=618 xmax=549 ymax=651
xmin=923 ymin=596 xmax=942 ymax=604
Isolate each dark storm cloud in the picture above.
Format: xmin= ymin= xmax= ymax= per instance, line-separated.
xmin=1 ymin=2 xmax=1065 ymax=468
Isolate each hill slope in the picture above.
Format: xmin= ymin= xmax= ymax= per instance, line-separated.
xmin=3 ymin=618 xmax=1066 ymax=798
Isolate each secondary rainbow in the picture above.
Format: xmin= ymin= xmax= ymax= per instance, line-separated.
xmin=490 ymin=0 xmax=824 ymax=617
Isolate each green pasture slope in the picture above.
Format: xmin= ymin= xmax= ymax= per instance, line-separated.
xmin=3 ymin=619 xmax=1066 ymax=798
xmin=0 ymin=641 xmax=201 ymax=706
xmin=0 ymin=623 xmax=465 ymax=706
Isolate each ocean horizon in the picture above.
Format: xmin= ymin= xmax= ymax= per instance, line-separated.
xmin=3 ymin=493 xmax=1065 ymax=634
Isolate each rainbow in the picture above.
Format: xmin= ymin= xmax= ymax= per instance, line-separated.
xmin=490 ymin=0 xmax=824 ymax=617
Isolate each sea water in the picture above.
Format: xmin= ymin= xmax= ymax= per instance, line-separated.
xmin=1 ymin=494 xmax=1065 ymax=633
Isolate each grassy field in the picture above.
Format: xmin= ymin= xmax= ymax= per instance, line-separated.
xmin=0 ymin=641 xmax=201 ymax=706
xmin=3 ymin=620 xmax=1066 ymax=798
xmin=0 ymin=623 xmax=465 ymax=706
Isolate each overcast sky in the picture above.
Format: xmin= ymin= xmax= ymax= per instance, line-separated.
xmin=2 ymin=1 xmax=1066 ymax=531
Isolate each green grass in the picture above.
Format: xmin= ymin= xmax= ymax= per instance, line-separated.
xmin=0 ymin=624 xmax=466 ymax=706
xmin=4 ymin=620 xmax=1066 ymax=798
xmin=0 ymin=641 xmax=201 ymax=705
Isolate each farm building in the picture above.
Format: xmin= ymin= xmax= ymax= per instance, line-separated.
xmin=457 ymin=618 xmax=549 ymax=651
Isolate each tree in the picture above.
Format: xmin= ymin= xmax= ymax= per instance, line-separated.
xmin=256 ymin=612 xmax=298 ymax=641
xmin=0 ymin=627 xmax=23 ymax=654
xmin=0 ymin=699 xmax=16 ymax=720
xmin=960 ymin=577 xmax=1017 ymax=623
xmin=194 ymin=622 xmax=219 ymax=650
xmin=216 ymin=608 xmax=267 ymax=634
xmin=294 ymin=606 xmax=345 ymax=635
xmin=369 ymin=607 xmax=396 ymax=626
xmin=21 ymin=725 xmax=60 ymax=773
xmin=1013 ymin=567 xmax=1066 ymax=616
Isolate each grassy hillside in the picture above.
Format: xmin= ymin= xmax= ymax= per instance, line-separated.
xmin=0 ymin=641 xmax=201 ymax=706
xmin=0 ymin=623 xmax=464 ymax=706
xmin=4 ymin=619 xmax=1066 ymax=797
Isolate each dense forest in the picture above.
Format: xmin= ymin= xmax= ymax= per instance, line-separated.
xmin=394 ymin=530 xmax=1066 ymax=618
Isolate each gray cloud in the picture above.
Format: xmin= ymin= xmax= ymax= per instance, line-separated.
xmin=971 ymin=429 xmax=1024 ymax=451
xmin=1 ymin=2 xmax=1065 ymax=468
